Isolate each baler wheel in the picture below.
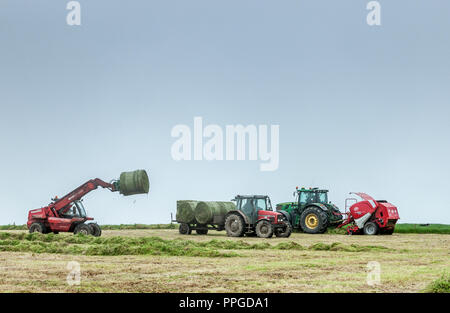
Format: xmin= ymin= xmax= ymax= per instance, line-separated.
xmin=74 ymin=223 xmax=93 ymax=236
xmin=29 ymin=222 xmax=46 ymax=234
xmin=179 ymin=223 xmax=191 ymax=235
xmin=275 ymin=221 xmax=292 ymax=238
xmin=225 ymin=214 xmax=245 ymax=237
xmin=255 ymin=220 xmax=274 ymax=238
xmin=363 ymin=222 xmax=379 ymax=235
xmin=300 ymin=207 xmax=328 ymax=234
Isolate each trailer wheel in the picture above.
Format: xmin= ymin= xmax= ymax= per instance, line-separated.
xmin=74 ymin=223 xmax=93 ymax=236
xmin=29 ymin=222 xmax=46 ymax=234
xmin=300 ymin=207 xmax=328 ymax=234
xmin=88 ymin=223 xmax=102 ymax=237
xmin=275 ymin=221 xmax=292 ymax=238
xmin=225 ymin=214 xmax=245 ymax=237
xmin=255 ymin=220 xmax=274 ymax=238
xmin=363 ymin=222 xmax=379 ymax=235
xmin=179 ymin=223 xmax=191 ymax=235
xmin=196 ymin=228 xmax=208 ymax=235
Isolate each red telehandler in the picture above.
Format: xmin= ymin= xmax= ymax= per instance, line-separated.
xmin=27 ymin=170 xmax=149 ymax=236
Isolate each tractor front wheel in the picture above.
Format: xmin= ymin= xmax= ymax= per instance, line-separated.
xmin=29 ymin=222 xmax=46 ymax=234
xmin=300 ymin=207 xmax=328 ymax=234
xmin=255 ymin=220 xmax=274 ymax=238
xmin=74 ymin=223 xmax=93 ymax=236
xmin=275 ymin=221 xmax=292 ymax=238
xmin=88 ymin=223 xmax=102 ymax=237
xmin=363 ymin=222 xmax=379 ymax=235
xmin=179 ymin=223 xmax=192 ymax=235
xmin=225 ymin=214 xmax=245 ymax=237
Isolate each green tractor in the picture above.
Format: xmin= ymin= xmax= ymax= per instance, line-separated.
xmin=276 ymin=187 xmax=343 ymax=234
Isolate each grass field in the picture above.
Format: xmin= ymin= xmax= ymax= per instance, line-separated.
xmin=2 ymin=223 xmax=450 ymax=233
xmin=0 ymin=228 xmax=448 ymax=293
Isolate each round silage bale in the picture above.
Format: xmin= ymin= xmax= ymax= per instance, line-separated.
xmin=119 ymin=170 xmax=150 ymax=196
xmin=176 ymin=200 xmax=198 ymax=224
xmin=194 ymin=201 xmax=223 ymax=224
xmin=217 ymin=201 xmax=236 ymax=214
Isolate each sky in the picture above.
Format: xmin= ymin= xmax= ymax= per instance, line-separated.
xmin=0 ymin=0 xmax=449 ymax=225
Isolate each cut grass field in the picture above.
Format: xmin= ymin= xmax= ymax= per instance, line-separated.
xmin=0 ymin=228 xmax=448 ymax=293
xmin=2 ymin=223 xmax=450 ymax=233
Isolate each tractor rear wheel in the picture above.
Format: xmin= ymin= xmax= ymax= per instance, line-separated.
xmin=300 ymin=207 xmax=328 ymax=234
xmin=225 ymin=214 xmax=245 ymax=237
xmin=275 ymin=221 xmax=292 ymax=238
xmin=88 ymin=223 xmax=102 ymax=237
xmin=29 ymin=222 xmax=46 ymax=234
xmin=74 ymin=223 xmax=93 ymax=236
xmin=255 ymin=220 xmax=274 ymax=238
xmin=363 ymin=222 xmax=379 ymax=235
xmin=179 ymin=223 xmax=192 ymax=235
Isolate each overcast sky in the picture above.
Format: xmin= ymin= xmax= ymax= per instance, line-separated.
xmin=0 ymin=1 xmax=449 ymax=225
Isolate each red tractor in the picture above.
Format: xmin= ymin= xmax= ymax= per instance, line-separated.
xmin=224 ymin=195 xmax=292 ymax=238
xmin=27 ymin=170 xmax=149 ymax=236
xmin=337 ymin=192 xmax=399 ymax=235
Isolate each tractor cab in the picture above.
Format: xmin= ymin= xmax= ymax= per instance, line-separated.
xmin=232 ymin=195 xmax=279 ymax=225
xmin=296 ymin=187 xmax=329 ymax=207
xmin=225 ymin=195 xmax=291 ymax=238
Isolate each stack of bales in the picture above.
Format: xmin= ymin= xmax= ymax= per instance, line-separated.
xmin=176 ymin=200 xmax=235 ymax=224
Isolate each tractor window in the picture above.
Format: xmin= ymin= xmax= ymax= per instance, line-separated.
xmin=299 ymin=192 xmax=310 ymax=204
xmin=240 ymin=199 xmax=254 ymax=216
xmin=255 ymin=199 xmax=267 ymax=211
xmin=318 ymin=193 xmax=328 ymax=203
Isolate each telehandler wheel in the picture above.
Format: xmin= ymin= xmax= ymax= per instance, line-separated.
xmin=196 ymin=228 xmax=208 ymax=235
xmin=74 ymin=223 xmax=93 ymax=236
xmin=29 ymin=222 xmax=46 ymax=234
xmin=363 ymin=222 xmax=379 ymax=235
xmin=88 ymin=223 xmax=102 ymax=237
xmin=179 ymin=223 xmax=192 ymax=235
xmin=225 ymin=214 xmax=245 ymax=237
xmin=300 ymin=207 xmax=328 ymax=234
xmin=275 ymin=221 xmax=292 ymax=238
xmin=255 ymin=220 xmax=274 ymax=238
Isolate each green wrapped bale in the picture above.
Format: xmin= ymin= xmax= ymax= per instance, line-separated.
xmin=176 ymin=200 xmax=198 ymax=224
xmin=119 ymin=170 xmax=150 ymax=196
xmin=194 ymin=201 xmax=235 ymax=224
xmin=218 ymin=201 xmax=236 ymax=213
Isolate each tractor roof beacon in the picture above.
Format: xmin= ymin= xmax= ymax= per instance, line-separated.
xmin=224 ymin=195 xmax=292 ymax=238
xmin=276 ymin=187 xmax=343 ymax=234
